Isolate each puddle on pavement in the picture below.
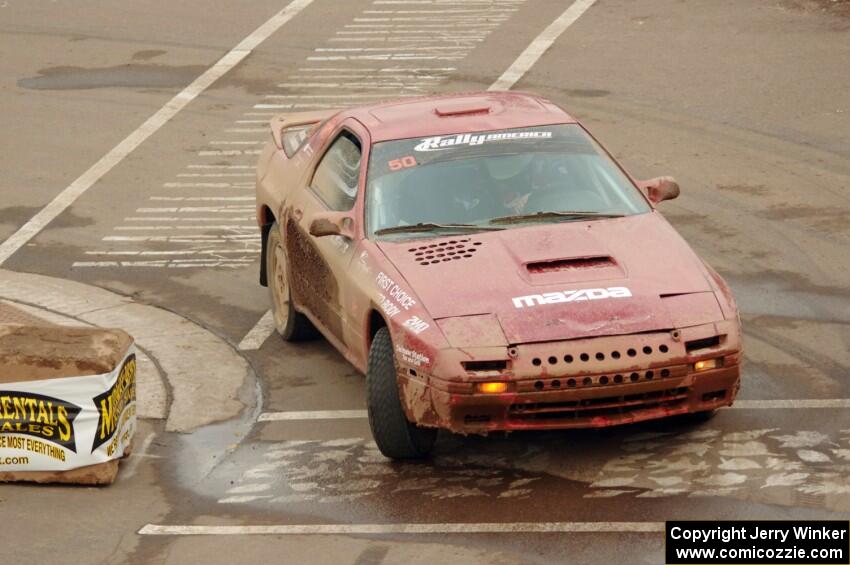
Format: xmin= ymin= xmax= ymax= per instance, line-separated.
xmin=582 ymin=427 xmax=850 ymax=512
xmin=213 ymin=424 xmax=850 ymax=514
xmin=18 ymin=63 xmax=206 ymax=90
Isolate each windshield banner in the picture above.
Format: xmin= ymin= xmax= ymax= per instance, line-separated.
xmin=414 ymin=130 xmax=553 ymax=151
xmin=369 ymin=125 xmax=595 ymax=180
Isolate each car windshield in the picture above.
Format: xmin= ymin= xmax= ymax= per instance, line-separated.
xmin=366 ymin=124 xmax=650 ymax=238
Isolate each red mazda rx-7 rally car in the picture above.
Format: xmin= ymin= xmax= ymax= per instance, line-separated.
xmin=255 ymin=92 xmax=742 ymax=459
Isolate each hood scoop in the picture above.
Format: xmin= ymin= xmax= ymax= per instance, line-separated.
xmin=520 ymin=254 xmax=624 ymax=285
xmin=409 ymin=238 xmax=482 ymax=266
xmin=526 ymin=255 xmax=614 ymax=274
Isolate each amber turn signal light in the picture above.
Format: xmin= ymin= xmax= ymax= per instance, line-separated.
xmin=694 ymin=357 xmax=722 ymax=372
xmin=477 ymin=382 xmax=509 ymax=394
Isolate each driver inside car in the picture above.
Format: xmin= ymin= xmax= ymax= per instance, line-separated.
xmin=483 ymin=153 xmax=610 ymax=216
xmin=482 ymin=153 xmax=535 ymax=214
xmin=390 ymin=164 xmax=493 ymax=226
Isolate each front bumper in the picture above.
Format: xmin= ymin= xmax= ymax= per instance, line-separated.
xmin=397 ymin=322 xmax=742 ymax=434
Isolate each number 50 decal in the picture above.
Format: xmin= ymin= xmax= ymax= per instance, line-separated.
xmin=388 ymin=156 xmax=417 ymax=171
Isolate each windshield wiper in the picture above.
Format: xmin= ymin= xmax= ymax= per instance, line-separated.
xmin=374 ymin=222 xmax=504 ymax=235
xmin=488 ymin=210 xmax=625 ymax=225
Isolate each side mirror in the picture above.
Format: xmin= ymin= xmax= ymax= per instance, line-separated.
xmin=638 ymin=176 xmax=680 ymax=204
xmin=308 ymin=211 xmax=354 ymax=238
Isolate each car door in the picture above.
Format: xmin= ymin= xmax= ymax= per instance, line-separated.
xmin=284 ymin=124 xmax=363 ymax=347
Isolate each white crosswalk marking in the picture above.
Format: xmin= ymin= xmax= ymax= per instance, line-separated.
xmin=140 ymin=522 xmax=665 ymax=536
xmin=76 ymin=0 xmax=526 ymax=271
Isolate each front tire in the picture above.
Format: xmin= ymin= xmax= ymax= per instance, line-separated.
xmin=266 ymin=222 xmax=318 ymax=341
xmin=366 ymin=327 xmax=436 ymax=459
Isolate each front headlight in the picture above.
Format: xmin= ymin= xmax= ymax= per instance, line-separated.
xmin=476 ymin=382 xmax=510 ymax=394
xmin=694 ymin=357 xmax=723 ymax=372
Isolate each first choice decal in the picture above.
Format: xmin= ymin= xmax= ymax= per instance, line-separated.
xmin=0 ymin=391 xmax=80 ymax=452
xmin=92 ymin=354 xmax=136 ymax=453
xmin=376 ymin=271 xmax=416 ymax=317
xmin=375 ymin=273 xmax=430 ymax=334
xmin=513 ymin=286 xmax=632 ymax=309
xmin=414 ymin=131 xmax=552 ymax=152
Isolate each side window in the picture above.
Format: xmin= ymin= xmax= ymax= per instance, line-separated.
xmin=281 ymin=125 xmax=312 ymax=157
xmin=310 ymin=131 xmax=361 ymax=211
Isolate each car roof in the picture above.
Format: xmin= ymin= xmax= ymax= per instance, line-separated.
xmin=341 ymin=91 xmax=577 ymax=143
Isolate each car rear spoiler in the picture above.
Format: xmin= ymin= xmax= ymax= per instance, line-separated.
xmin=269 ymin=109 xmax=338 ymax=153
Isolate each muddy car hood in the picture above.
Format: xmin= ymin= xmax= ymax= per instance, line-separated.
xmin=376 ymin=212 xmax=721 ymax=344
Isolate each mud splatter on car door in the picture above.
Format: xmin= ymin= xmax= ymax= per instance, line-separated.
xmin=285 ymin=127 xmax=363 ymax=344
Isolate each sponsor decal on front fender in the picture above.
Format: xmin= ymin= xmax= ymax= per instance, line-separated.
xmin=395 ymin=345 xmax=430 ymax=367
xmin=376 ymin=271 xmax=417 ymax=312
xmin=512 ymin=287 xmax=632 ymax=309
xmin=402 ymin=316 xmax=429 ymax=334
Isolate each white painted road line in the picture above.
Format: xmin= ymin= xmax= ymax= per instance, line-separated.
xmin=258 ymin=409 xmax=368 ymax=421
xmin=0 ymin=0 xmax=314 ymax=266
xmin=237 ymin=1 xmax=592 ymax=349
xmin=136 ymin=206 xmax=253 ymax=212
xmin=298 ymin=66 xmax=456 ymax=72
xmin=117 ymin=432 xmax=157 ymax=482
xmin=162 ymin=182 xmax=232 ymax=188
xmin=489 ymin=0 xmax=597 ymax=91
xmin=85 ymin=250 xmax=254 ymax=256
xmin=253 ymin=103 xmax=353 ymax=109
xmin=140 ymin=521 xmax=665 ymax=536
xmin=238 ymin=310 xmax=276 ymax=350
xmin=256 ymin=400 xmax=850 ymax=422
xmin=733 ymin=399 xmax=850 ymax=409
xmin=198 ymin=149 xmax=263 ymax=156
xmin=149 ymin=196 xmax=255 ymax=201
xmin=124 ymin=217 xmax=253 ymax=222
xmin=176 ymin=173 xmax=256 ymax=177
xmin=186 ymin=164 xmax=255 ymax=169
xmin=103 ymin=234 xmax=259 ymax=240
xmin=264 ymin=93 xmax=417 ymax=99
xmin=113 ymin=225 xmax=256 ymax=230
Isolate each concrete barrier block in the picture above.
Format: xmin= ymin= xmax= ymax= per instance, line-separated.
xmin=0 ymin=322 xmax=137 ymax=485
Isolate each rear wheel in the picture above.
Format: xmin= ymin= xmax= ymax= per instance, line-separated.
xmin=266 ymin=222 xmax=318 ymax=341
xmin=366 ymin=327 xmax=436 ymax=459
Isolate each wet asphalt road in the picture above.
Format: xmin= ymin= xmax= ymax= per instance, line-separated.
xmin=1 ymin=0 xmax=849 ymax=563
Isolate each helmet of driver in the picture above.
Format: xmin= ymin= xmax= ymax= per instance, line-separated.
xmin=484 ymin=154 xmax=534 ymax=181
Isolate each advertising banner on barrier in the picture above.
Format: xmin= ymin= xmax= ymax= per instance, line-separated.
xmin=0 ymin=347 xmax=136 ymax=472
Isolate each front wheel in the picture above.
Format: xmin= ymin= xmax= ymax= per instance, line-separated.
xmin=366 ymin=327 xmax=436 ymax=459
xmin=266 ymin=222 xmax=318 ymax=341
